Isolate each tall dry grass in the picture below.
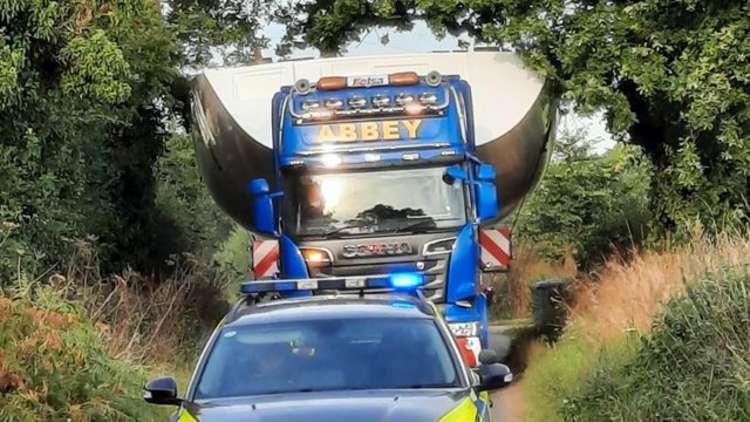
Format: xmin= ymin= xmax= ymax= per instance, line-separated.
xmin=522 ymin=233 xmax=750 ymax=421
xmin=568 ymin=232 xmax=750 ymax=342
xmin=25 ymin=239 xmax=231 ymax=364
xmin=490 ymin=245 xmax=577 ymax=319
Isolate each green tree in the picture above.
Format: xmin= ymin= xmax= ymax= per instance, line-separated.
xmin=164 ymin=0 xmax=274 ymax=65
xmin=0 ymin=0 xmax=178 ymax=279
xmin=152 ymin=133 xmax=233 ymax=262
xmin=515 ymin=134 xmax=652 ymax=268
xmin=272 ymin=0 xmax=750 ymax=238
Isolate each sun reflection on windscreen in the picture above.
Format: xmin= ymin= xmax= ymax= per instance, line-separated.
xmin=320 ymin=178 xmax=343 ymax=213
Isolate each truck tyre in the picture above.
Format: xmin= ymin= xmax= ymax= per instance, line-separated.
xmin=531 ymin=279 xmax=568 ymax=342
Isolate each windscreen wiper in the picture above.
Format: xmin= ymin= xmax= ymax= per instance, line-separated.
xmin=395 ymin=217 xmax=459 ymax=233
xmin=320 ymin=222 xmax=375 ymax=237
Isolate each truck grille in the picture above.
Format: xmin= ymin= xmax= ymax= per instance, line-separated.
xmin=308 ymin=257 xmax=449 ymax=302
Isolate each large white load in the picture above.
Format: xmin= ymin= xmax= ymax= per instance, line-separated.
xmin=191 ymin=52 xmax=556 ymax=228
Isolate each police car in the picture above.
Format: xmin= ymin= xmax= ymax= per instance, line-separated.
xmin=143 ymin=274 xmax=512 ymax=421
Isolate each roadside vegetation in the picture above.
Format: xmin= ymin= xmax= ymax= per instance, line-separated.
xmin=2 ymin=0 xmax=750 ymax=421
xmin=0 ymin=287 xmax=159 ymax=421
xmin=0 ymin=242 xmax=231 ymax=421
xmin=523 ymin=234 xmax=750 ymax=421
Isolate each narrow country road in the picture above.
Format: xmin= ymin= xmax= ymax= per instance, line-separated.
xmin=491 ymin=386 xmax=524 ymax=422
xmin=488 ymin=327 xmax=522 ymax=422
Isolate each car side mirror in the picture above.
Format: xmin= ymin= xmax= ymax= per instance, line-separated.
xmin=248 ymin=178 xmax=277 ymax=236
xmin=477 ymin=362 xmax=513 ymax=391
xmin=143 ymin=376 xmax=182 ymax=406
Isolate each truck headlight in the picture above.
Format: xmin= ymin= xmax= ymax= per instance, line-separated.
xmin=301 ymin=248 xmax=332 ymax=266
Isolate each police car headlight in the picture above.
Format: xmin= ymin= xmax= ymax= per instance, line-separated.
xmin=448 ymin=321 xmax=480 ymax=337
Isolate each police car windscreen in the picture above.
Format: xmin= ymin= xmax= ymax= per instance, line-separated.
xmin=195 ymin=317 xmax=460 ymax=398
xmin=283 ymin=166 xmax=466 ymax=237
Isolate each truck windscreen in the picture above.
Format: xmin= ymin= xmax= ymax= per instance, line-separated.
xmin=284 ymin=166 xmax=466 ymax=237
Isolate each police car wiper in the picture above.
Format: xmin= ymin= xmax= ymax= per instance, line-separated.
xmin=406 ymin=383 xmax=455 ymax=389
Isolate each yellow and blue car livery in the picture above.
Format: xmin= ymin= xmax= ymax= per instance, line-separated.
xmin=174 ymin=389 xmax=490 ymax=422
xmin=146 ymin=287 xmax=509 ymax=422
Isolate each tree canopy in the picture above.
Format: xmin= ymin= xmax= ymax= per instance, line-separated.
xmin=3 ymin=0 xmax=749 ymax=279
xmin=0 ymin=0 xmax=178 ymax=277
xmin=276 ymin=0 xmax=750 ymax=237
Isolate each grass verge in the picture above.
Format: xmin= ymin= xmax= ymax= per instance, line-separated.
xmin=522 ymin=234 xmax=750 ymax=421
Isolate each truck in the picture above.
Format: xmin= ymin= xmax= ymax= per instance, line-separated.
xmin=190 ymin=52 xmax=556 ymax=365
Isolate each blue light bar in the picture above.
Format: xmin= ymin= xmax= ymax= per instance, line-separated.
xmin=389 ymin=272 xmax=424 ymax=289
xmin=240 ymin=273 xmax=424 ymax=295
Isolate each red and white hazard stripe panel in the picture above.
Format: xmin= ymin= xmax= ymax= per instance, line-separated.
xmin=252 ymin=239 xmax=279 ymax=279
xmin=479 ymin=228 xmax=512 ymax=271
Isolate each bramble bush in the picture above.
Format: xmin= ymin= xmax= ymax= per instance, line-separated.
xmin=152 ymin=133 xmax=233 ymax=264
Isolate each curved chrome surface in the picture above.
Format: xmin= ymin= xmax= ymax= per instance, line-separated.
xmin=191 ymin=74 xmax=274 ymax=230
xmin=477 ymin=84 xmax=557 ymax=223
xmin=191 ymin=65 xmax=556 ymax=230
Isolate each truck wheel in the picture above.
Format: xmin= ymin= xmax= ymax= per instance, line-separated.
xmin=531 ymin=279 xmax=568 ymax=342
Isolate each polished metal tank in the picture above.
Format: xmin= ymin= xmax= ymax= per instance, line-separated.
xmin=190 ymin=52 xmax=556 ymax=229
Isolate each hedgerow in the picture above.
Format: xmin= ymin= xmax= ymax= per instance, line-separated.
xmin=0 ymin=286 xmax=162 ymax=421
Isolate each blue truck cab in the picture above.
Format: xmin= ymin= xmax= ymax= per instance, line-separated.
xmin=247 ymin=71 xmax=500 ymax=365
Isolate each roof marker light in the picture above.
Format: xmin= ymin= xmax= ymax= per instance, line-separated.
xmin=396 ymin=94 xmax=415 ymax=106
xmin=389 ymin=272 xmax=424 ymax=289
xmin=297 ymin=280 xmax=319 ymax=290
xmin=405 ymin=103 xmax=424 ymax=115
xmin=324 ymin=98 xmax=344 ymax=109
xmin=345 ymin=278 xmax=367 ymax=289
xmin=317 ymin=76 xmax=347 ymax=91
xmin=348 ymin=96 xmax=368 ymax=108
xmin=388 ymin=72 xmax=420 ymax=86
xmin=373 ymin=95 xmax=391 ymax=107
xmin=418 ymin=92 xmax=438 ymax=105
xmin=301 ymin=100 xmax=320 ymax=111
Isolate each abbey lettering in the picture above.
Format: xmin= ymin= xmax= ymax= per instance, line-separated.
xmin=315 ymin=120 xmax=423 ymax=143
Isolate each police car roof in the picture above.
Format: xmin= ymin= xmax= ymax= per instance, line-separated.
xmin=226 ymin=294 xmax=434 ymax=327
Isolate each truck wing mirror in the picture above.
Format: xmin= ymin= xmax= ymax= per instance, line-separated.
xmin=443 ymin=166 xmax=468 ymax=185
xmin=477 ymin=164 xmax=496 ymax=181
xmin=476 ymin=180 xmax=498 ymax=223
xmin=248 ymin=178 xmax=277 ymax=236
